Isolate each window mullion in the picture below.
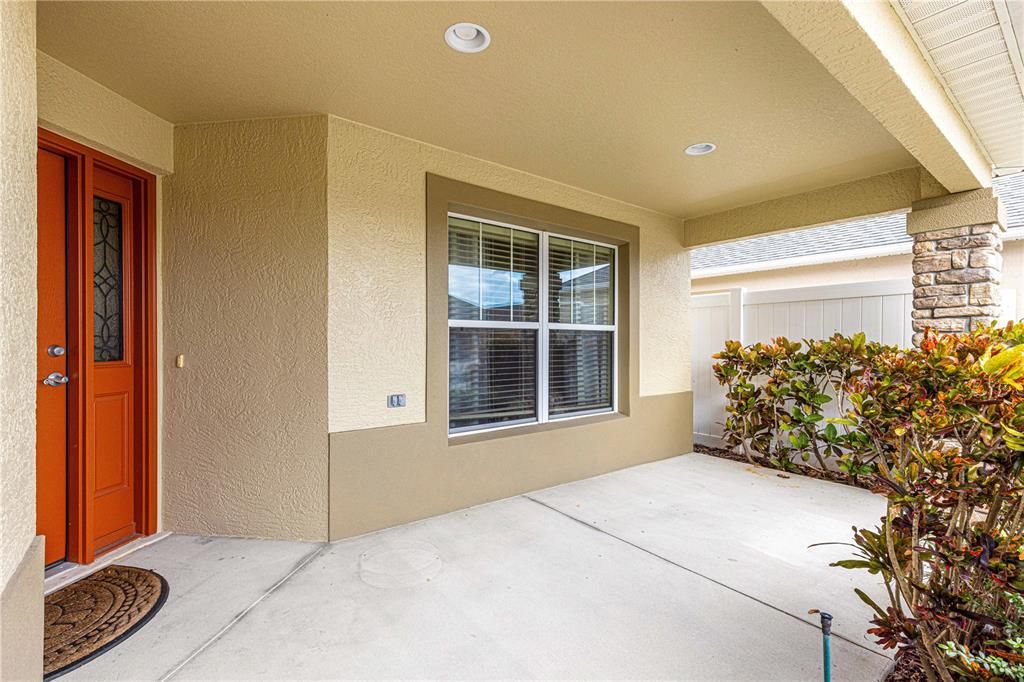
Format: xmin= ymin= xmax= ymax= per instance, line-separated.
xmin=538 ymin=232 xmax=549 ymax=425
xmin=477 ymin=222 xmax=483 ymax=321
xmin=569 ymin=240 xmax=575 ymax=325
xmin=509 ymin=230 xmax=514 ymax=322
xmin=449 ymin=319 xmax=538 ymax=329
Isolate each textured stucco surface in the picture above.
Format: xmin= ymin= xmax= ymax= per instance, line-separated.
xmin=907 ymin=188 xmax=1006 ymax=234
xmin=162 ymin=117 xmax=329 ymax=541
xmin=763 ymin=0 xmax=990 ymax=194
xmin=692 ymin=242 xmax=1024 ymax=320
xmin=693 ymin=252 xmax=913 ymax=293
xmin=36 ymin=1 xmax=918 ymax=218
xmin=0 ymin=4 xmax=41 ymax=678
xmin=1 ymin=537 xmax=42 ymax=682
xmin=37 ymin=51 xmax=173 ymax=174
xmin=327 ymin=115 xmax=690 ymax=433
xmin=685 ymin=167 xmax=944 ymax=247
xmin=0 ymin=0 xmax=38 ymax=594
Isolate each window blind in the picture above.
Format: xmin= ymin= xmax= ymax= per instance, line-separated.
xmin=449 ymin=328 xmax=537 ymax=430
xmin=448 ymin=214 xmax=616 ymax=434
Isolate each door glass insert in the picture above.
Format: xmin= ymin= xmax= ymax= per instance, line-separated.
xmin=93 ymin=197 xmax=124 ymax=362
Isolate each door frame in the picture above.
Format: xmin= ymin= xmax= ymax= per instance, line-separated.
xmin=38 ymin=128 xmax=158 ymax=565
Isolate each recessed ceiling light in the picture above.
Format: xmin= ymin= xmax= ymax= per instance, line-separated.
xmin=684 ymin=142 xmax=717 ymax=156
xmin=445 ymin=23 xmax=491 ymax=53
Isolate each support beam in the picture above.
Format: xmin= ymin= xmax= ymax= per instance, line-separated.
xmin=683 ymin=167 xmax=943 ymax=248
xmin=763 ymin=1 xmax=991 ymax=194
xmin=907 ymin=187 xmax=1006 ymax=235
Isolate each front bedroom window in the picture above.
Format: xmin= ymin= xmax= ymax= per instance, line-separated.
xmin=448 ymin=214 xmax=616 ymax=434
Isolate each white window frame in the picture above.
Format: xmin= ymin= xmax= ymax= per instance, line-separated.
xmin=447 ymin=211 xmax=619 ymax=436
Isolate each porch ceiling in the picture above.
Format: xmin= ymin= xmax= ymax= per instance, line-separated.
xmin=36 ymin=1 xmax=917 ymax=218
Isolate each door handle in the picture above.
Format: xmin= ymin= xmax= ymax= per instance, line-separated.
xmin=42 ymin=372 xmax=69 ymax=387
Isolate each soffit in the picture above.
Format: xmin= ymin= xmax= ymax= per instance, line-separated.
xmin=37 ymin=1 xmax=917 ymax=217
xmin=893 ymin=0 xmax=1024 ymax=173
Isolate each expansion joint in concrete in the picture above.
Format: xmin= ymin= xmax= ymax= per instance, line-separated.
xmin=522 ymin=494 xmax=889 ymax=662
xmin=160 ymin=542 xmax=329 ymax=681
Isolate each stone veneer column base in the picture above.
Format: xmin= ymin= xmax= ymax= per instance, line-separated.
xmin=911 ymin=223 xmax=1004 ymax=346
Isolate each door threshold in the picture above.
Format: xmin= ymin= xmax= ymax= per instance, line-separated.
xmin=44 ymin=531 xmax=171 ymax=595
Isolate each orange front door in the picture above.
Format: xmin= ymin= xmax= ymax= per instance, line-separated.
xmin=37 ymin=131 xmax=157 ymax=565
xmin=90 ymin=167 xmax=138 ymax=553
xmin=37 ymin=149 xmax=70 ymax=566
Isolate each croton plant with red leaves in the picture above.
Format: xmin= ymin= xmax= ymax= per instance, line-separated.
xmin=835 ymin=324 xmax=1024 ymax=681
xmin=715 ymin=322 xmax=1024 ymax=681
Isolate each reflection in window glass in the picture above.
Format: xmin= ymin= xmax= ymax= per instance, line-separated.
xmin=511 ymin=230 xmax=539 ymax=322
xmin=449 ymin=328 xmax=537 ymax=430
xmin=549 ymin=330 xmax=613 ymax=416
xmin=593 ymin=245 xmax=614 ymax=325
xmin=481 ymin=224 xmax=512 ymax=321
xmin=572 ymin=242 xmax=596 ymax=324
xmin=447 ymin=216 xmax=539 ymax=323
xmin=447 ymin=214 xmax=617 ymax=433
xmin=548 ymin=238 xmax=614 ymax=325
xmin=548 ymin=237 xmax=573 ymax=323
xmin=448 ymin=218 xmax=481 ymax=320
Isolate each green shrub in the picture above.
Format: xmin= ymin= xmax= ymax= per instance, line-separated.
xmin=713 ymin=323 xmax=1024 ymax=681
xmin=834 ymin=325 xmax=1024 ymax=682
xmin=712 ymin=332 xmax=885 ymax=480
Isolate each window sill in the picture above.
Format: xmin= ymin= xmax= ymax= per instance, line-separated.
xmin=447 ymin=410 xmax=625 ymax=446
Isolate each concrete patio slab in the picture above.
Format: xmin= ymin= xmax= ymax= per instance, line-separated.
xmin=67 ymin=454 xmax=893 ymax=681
xmin=529 ymin=453 xmax=890 ymax=649
xmin=63 ymin=534 xmax=321 ymax=681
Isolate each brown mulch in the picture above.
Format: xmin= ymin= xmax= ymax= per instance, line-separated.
xmin=693 ymin=443 xmax=872 ymax=490
xmin=886 ymin=648 xmax=927 ymax=682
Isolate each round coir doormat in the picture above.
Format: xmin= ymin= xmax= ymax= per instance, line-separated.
xmin=44 ymin=565 xmax=168 ymax=679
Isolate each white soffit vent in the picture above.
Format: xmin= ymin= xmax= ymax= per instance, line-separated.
xmin=893 ymin=0 xmax=1024 ymax=174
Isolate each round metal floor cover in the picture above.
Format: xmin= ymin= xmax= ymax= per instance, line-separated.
xmin=359 ymin=541 xmax=443 ymax=588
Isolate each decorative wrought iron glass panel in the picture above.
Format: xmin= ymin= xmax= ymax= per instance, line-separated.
xmin=93 ymin=197 xmax=124 ymax=362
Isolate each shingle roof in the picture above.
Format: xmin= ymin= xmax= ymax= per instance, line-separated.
xmin=690 ymin=172 xmax=1024 ymax=274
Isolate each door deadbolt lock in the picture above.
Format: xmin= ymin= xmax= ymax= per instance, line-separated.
xmin=47 ymin=345 xmax=66 ymax=357
xmin=43 ymin=372 xmax=69 ymax=387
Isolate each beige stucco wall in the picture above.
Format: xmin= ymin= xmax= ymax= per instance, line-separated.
xmin=684 ymin=167 xmax=942 ymax=247
xmin=692 ymin=241 xmax=1023 ymax=320
xmin=162 ymin=116 xmax=329 ymax=541
xmin=692 ymin=252 xmax=913 ymax=293
xmin=0 ymin=2 xmax=41 ymax=678
xmin=37 ymin=50 xmax=173 ymax=175
xmin=0 ymin=0 xmax=37 ymax=595
xmin=1 ymin=537 xmax=42 ymax=681
xmin=327 ymin=115 xmax=690 ymax=433
xmin=1003 ymin=240 xmax=1024 ymax=319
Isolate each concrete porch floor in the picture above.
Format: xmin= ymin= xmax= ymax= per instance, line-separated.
xmin=66 ymin=453 xmax=892 ymax=681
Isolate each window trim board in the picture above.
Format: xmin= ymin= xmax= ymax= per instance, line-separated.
xmin=426 ymin=174 xmax=639 ymax=445
xmin=447 ymin=220 xmax=619 ymax=434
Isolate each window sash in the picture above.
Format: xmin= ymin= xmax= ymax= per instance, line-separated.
xmin=448 ymin=214 xmax=618 ymax=435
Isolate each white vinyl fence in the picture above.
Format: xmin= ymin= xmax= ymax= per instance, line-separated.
xmin=691 ymin=279 xmax=1017 ymax=447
